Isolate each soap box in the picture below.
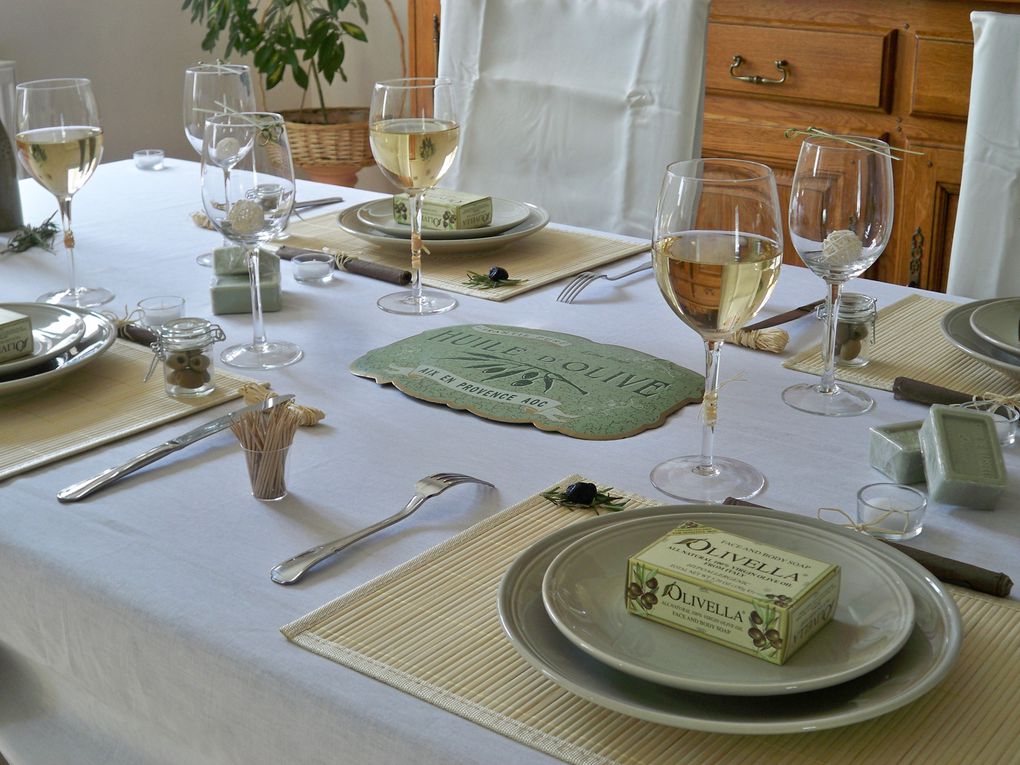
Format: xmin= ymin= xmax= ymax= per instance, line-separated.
xmin=626 ymin=522 xmax=840 ymax=665
xmin=0 ymin=306 xmax=33 ymax=363
xmin=919 ymin=404 xmax=1006 ymax=509
xmin=393 ymin=190 xmax=492 ymax=230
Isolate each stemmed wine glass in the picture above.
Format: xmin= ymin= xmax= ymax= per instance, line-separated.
xmin=15 ymin=78 xmax=111 ymax=307
xmin=369 ymin=78 xmax=459 ymax=315
xmin=651 ymin=159 xmax=783 ymax=503
xmin=782 ymin=134 xmax=894 ymax=416
xmin=201 ymin=112 xmax=302 ymax=369
xmin=184 ymin=63 xmax=256 ymax=267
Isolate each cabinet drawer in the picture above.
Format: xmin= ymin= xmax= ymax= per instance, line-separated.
xmin=706 ymin=22 xmax=893 ymax=110
xmin=911 ymin=36 xmax=973 ymax=120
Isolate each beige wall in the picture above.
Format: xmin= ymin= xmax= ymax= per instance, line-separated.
xmin=0 ymin=0 xmax=407 ymax=190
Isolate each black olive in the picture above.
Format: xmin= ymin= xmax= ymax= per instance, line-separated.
xmin=488 ymin=266 xmax=509 ymax=281
xmin=645 ymin=577 xmax=658 ymax=591
xmin=563 ymin=481 xmax=598 ymax=504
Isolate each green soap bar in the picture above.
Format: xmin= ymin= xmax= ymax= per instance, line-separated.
xmin=210 ymin=273 xmax=282 ymax=315
xmin=393 ymin=190 xmax=493 ymax=230
xmin=212 ymin=245 xmax=247 ymax=276
xmin=869 ymin=421 xmax=925 ymax=484
xmin=919 ymin=404 xmax=1006 ymax=509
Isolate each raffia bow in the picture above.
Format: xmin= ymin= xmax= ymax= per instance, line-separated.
xmin=817 ymin=506 xmax=915 ymax=537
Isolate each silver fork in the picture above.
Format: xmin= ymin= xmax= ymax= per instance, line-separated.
xmin=269 ymin=473 xmax=494 ymax=585
xmin=556 ymin=260 xmax=653 ymax=304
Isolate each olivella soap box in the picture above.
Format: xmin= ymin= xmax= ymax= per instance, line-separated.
xmin=626 ymin=522 xmax=841 ymax=665
xmin=0 ymin=306 xmax=33 ymax=363
xmin=393 ymin=190 xmax=492 ymax=230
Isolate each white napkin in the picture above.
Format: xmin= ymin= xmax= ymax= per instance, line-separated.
xmin=946 ymin=12 xmax=1020 ymax=299
xmin=437 ymin=0 xmax=710 ymax=238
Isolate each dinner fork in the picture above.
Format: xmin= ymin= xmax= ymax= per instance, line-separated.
xmin=269 ymin=472 xmax=495 ymax=585
xmin=556 ymin=260 xmax=653 ymax=303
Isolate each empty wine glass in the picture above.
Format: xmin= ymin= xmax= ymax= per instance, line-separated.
xmin=201 ymin=112 xmax=302 ymax=369
xmin=15 ymin=78 xmax=112 ymax=307
xmin=184 ymin=63 xmax=256 ymax=267
xmin=651 ymin=159 xmax=783 ymax=502
xmin=369 ymin=78 xmax=459 ymax=315
xmin=782 ymin=134 xmax=894 ymax=416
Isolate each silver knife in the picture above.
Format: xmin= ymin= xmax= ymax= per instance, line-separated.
xmin=56 ymin=394 xmax=295 ymax=503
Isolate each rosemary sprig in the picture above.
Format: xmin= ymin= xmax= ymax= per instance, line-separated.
xmin=542 ymin=482 xmax=629 ymax=513
xmin=463 ymin=270 xmax=527 ymax=290
xmin=1 ymin=212 xmax=59 ymax=255
xmin=784 ymin=126 xmax=924 ymax=160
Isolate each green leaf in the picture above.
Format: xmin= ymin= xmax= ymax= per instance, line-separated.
xmin=340 ymin=21 xmax=367 ymax=42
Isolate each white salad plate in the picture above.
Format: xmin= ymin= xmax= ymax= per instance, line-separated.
xmin=941 ymin=299 xmax=1020 ymax=380
xmin=0 ymin=308 xmax=116 ymax=398
xmin=338 ymin=201 xmax=550 ymax=255
xmin=968 ymin=298 xmax=1020 ymax=356
xmin=355 ymin=196 xmax=532 ymax=240
xmin=498 ymin=505 xmax=961 ymax=735
xmin=0 ymin=303 xmax=86 ymax=376
xmin=541 ymin=515 xmax=915 ymax=696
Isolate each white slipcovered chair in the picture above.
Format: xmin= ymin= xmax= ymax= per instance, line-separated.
xmin=437 ymin=0 xmax=710 ymax=238
xmin=946 ymin=12 xmax=1020 ymax=298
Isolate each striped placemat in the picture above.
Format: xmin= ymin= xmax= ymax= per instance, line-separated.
xmin=0 ymin=340 xmax=255 ymax=481
xmin=784 ymin=294 xmax=1020 ymax=395
xmin=283 ymin=477 xmax=1020 ymax=765
xmin=282 ymin=211 xmax=648 ymax=301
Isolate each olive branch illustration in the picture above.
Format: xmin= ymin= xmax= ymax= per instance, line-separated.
xmin=440 ymin=352 xmax=589 ymax=395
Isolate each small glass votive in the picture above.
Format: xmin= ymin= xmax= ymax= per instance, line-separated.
xmin=856 ymin=483 xmax=927 ymax=541
xmin=242 ymin=445 xmax=291 ymax=501
xmin=951 ymin=400 xmax=1018 ymax=446
xmin=134 ymin=149 xmax=165 ymax=170
xmin=138 ymin=296 xmax=185 ymax=328
xmin=817 ymin=293 xmax=877 ymax=367
xmin=292 ymin=252 xmax=334 ymax=284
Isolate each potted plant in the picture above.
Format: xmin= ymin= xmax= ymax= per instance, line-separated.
xmin=183 ymin=0 xmax=404 ymax=184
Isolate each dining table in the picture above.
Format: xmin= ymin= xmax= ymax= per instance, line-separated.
xmin=1 ymin=158 xmax=1018 ymax=765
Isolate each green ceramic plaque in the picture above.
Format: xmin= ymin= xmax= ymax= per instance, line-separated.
xmin=350 ymin=324 xmax=703 ymax=440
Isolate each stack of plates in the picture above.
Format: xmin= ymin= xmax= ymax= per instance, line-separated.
xmin=942 ymin=297 xmax=1020 ymax=380
xmin=0 ymin=303 xmax=117 ymax=397
xmin=337 ymin=197 xmax=550 ymax=255
xmin=497 ymin=505 xmax=962 ymax=734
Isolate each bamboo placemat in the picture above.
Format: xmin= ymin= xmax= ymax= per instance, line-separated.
xmin=282 ymin=211 xmax=648 ymax=301
xmin=0 ymin=340 xmax=255 ymax=481
xmin=784 ymin=294 xmax=1020 ymax=396
xmin=283 ymin=476 xmax=1020 ymax=765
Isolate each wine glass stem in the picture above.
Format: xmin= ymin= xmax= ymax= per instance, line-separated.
xmin=408 ymin=189 xmax=425 ymax=302
xmin=247 ymin=247 xmax=268 ymax=349
xmin=57 ymin=196 xmax=79 ymax=303
xmin=696 ymin=339 xmax=724 ymax=477
xmin=820 ymin=281 xmax=844 ymax=394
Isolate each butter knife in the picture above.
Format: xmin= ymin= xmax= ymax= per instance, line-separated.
xmin=741 ymin=299 xmax=825 ymax=332
xmin=56 ymin=394 xmax=295 ymax=503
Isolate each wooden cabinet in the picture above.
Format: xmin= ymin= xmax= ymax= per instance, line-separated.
xmin=408 ymin=0 xmax=1019 ymax=291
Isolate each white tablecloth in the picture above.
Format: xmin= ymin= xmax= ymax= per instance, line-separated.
xmin=0 ymin=160 xmax=1016 ymax=765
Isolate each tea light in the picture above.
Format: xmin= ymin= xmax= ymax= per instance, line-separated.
xmin=137 ymin=296 xmax=185 ymax=328
xmin=133 ymin=149 xmax=165 ymax=171
xmin=856 ymin=483 xmax=927 ymax=541
xmin=292 ymin=252 xmax=334 ymax=284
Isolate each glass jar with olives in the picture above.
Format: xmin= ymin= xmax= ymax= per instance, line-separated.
xmin=816 ymin=293 xmax=877 ymax=368
xmin=154 ymin=318 xmax=226 ymax=398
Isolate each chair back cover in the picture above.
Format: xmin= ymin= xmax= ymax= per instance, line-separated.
xmin=437 ymin=0 xmax=710 ymax=237
xmin=946 ymin=12 xmax=1020 ymax=298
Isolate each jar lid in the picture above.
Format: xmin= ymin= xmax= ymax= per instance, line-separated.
xmin=156 ymin=317 xmax=225 ymax=351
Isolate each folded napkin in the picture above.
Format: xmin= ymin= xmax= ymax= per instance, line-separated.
xmin=723 ymin=496 xmax=1013 ymax=597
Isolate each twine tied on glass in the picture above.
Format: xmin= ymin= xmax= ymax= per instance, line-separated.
xmin=231 ymin=403 xmax=302 ymax=501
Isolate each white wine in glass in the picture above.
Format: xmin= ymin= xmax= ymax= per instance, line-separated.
xmin=651 ymin=159 xmax=783 ymax=503
xmin=16 ymin=78 xmax=111 ymax=307
xmin=369 ymin=78 xmax=459 ymax=315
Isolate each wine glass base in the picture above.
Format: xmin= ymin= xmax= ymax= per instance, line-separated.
xmin=650 ymin=455 xmax=766 ymax=504
xmin=220 ymin=341 xmax=303 ymax=370
xmin=782 ymin=382 xmax=874 ymax=416
xmin=378 ymin=290 xmax=457 ymax=316
xmin=38 ymin=286 xmax=115 ymax=309
xmin=196 ymin=252 xmax=213 ymax=267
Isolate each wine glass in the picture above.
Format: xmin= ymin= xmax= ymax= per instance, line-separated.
xmin=369 ymin=78 xmax=459 ymax=315
xmin=201 ymin=112 xmax=302 ymax=369
xmin=184 ymin=63 xmax=256 ymax=267
xmin=782 ymin=134 xmax=894 ymax=416
xmin=15 ymin=78 xmax=112 ymax=307
xmin=651 ymin=159 xmax=783 ymax=503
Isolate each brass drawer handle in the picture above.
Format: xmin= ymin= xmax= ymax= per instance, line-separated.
xmin=729 ymin=55 xmax=788 ymax=85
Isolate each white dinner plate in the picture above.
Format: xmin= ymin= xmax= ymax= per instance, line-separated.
xmin=0 ymin=303 xmax=86 ymax=376
xmin=355 ymin=197 xmax=532 ymax=240
xmin=968 ymin=298 xmax=1020 ymax=356
xmin=941 ymin=299 xmax=1020 ymax=380
xmin=338 ymin=201 xmax=550 ymax=256
xmin=0 ymin=308 xmax=116 ymax=398
xmin=498 ymin=505 xmax=961 ymax=735
xmin=542 ymin=515 xmax=914 ymax=696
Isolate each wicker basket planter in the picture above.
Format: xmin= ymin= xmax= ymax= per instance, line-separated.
xmin=279 ymin=106 xmax=374 ymax=186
